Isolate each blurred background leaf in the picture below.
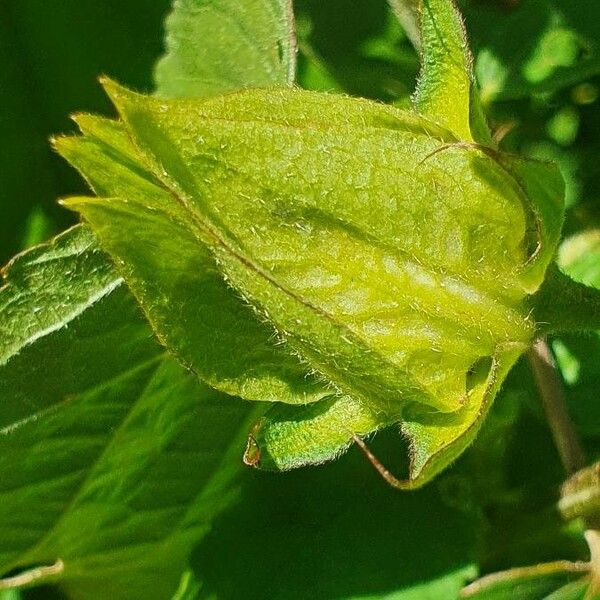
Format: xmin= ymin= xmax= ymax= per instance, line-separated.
xmin=461 ymin=0 xmax=600 ymax=102
xmin=0 ymin=0 xmax=170 ymax=264
xmin=189 ymin=436 xmax=478 ymax=600
xmin=294 ymin=0 xmax=418 ymax=101
xmin=554 ymin=230 xmax=600 ymax=452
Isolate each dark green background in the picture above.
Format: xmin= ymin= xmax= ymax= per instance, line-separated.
xmin=2 ymin=1 xmax=600 ymax=598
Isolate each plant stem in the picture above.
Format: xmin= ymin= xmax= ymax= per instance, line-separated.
xmin=527 ymin=338 xmax=586 ymax=475
xmin=388 ymin=0 xmax=421 ymax=51
xmin=585 ymin=530 xmax=600 ymax=594
xmin=529 ymin=339 xmax=600 ymax=587
xmin=0 ymin=559 xmax=63 ymax=590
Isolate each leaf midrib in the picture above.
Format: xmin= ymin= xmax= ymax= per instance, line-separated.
xmin=161 ymin=141 xmax=532 ymax=346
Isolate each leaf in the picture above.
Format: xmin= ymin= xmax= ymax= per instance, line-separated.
xmin=559 ymin=229 xmax=600 ymax=287
xmin=401 ymin=348 xmax=523 ymax=486
xmin=54 ymin=116 xmax=326 ymax=405
xmin=0 ymin=225 xmax=118 ymax=369
xmin=0 ymin=227 xmax=257 ymax=599
xmin=190 ymin=439 xmax=478 ymax=598
xmin=110 ymin=83 xmax=540 ymax=403
xmin=57 ymin=0 xmax=571 ymax=486
xmin=61 ymin=77 xmax=564 ymax=484
xmin=154 ymin=0 xmax=296 ymax=98
xmin=412 ymin=0 xmax=491 ymax=143
xmin=245 ymin=395 xmax=391 ymax=471
xmin=53 ymin=127 xmax=369 ymax=468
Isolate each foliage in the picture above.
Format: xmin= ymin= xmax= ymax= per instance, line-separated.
xmin=2 ymin=0 xmax=600 ymax=598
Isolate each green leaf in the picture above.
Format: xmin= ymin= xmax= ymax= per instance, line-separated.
xmin=154 ymin=0 xmax=296 ymax=98
xmin=190 ymin=441 xmax=478 ymax=598
xmin=245 ymin=395 xmax=391 ymax=471
xmin=61 ymin=77 xmax=564 ymax=484
xmin=104 ymin=83 xmax=538 ymax=404
xmin=55 ymin=0 xmax=572 ymax=486
xmin=401 ymin=348 xmax=523 ymax=486
xmin=56 ymin=114 xmax=352 ymax=470
xmin=0 ymin=227 xmax=257 ymax=599
xmin=54 ymin=116 xmax=327 ymax=405
xmin=0 ymin=226 xmax=118 ymax=369
xmin=412 ymin=0 xmax=491 ymax=143
xmin=559 ymin=229 xmax=600 ymax=287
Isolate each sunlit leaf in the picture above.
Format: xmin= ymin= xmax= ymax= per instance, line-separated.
xmin=62 ymin=75 xmax=564 ymax=483
xmin=246 ymin=395 xmax=390 ymax=471
xmin=0 ymin=228 xmax=257 ymax=599
xmin=155 ymin=0 xmax=296 ymax=98
xmin=412 ymin=0 xmax=491 ymax=143
xmin=54 ymin=116 xmax=326 ymax=405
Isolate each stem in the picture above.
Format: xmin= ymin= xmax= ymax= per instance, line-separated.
xmin=0 ymin=559 xmax=64 ymax=590
xmin=388 ymin=0 xmax=421 ymax=51
xmin=352 ymin=434 xmax=415 ymax=490
xmin=529 ymin=340 xmax=600 ymax=585
xmin=527 ymin=338 xmax=586 ymax=475
xmin=585 ymin=531 xmax=600 ymax=594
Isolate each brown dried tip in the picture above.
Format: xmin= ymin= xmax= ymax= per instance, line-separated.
xmin=243 ymin=433 xmax=261 ymax=467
